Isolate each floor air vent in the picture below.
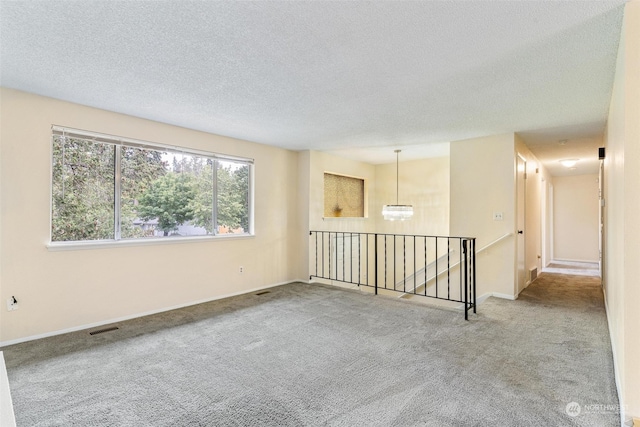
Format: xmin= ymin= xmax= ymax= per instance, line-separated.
xmin=529 ymin=267 xmax=538 ymax=282
xmin=89 ymin=326 xmax=119 ymax=336
xmin=255 ymin=291 xmax=271 ymax=296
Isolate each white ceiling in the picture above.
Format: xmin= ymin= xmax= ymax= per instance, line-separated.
xmin=0 ymin=1 xmax=626 ymax=173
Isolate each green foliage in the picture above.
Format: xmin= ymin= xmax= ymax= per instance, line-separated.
xmin=216 ymin=163 xmax=249 ymax=231
xmin=51 ymin=135 xmax=250 ymax=241
xmin=120 ymin=147 xmax=167 ymax=238
xmin=51 ymin=138 xmax=168 ymax=241
xmin=137 ymin=173 xmax=197 ymax=235
xmin=190 ymin=161 xmax=249 ymax=233
xmin=189 ymin=160 xmax=215 ymax=233
xmin=51 ymin=137 xmax=116 ymax=241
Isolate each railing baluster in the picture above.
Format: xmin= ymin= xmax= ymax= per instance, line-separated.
xmin=342 ymin=232 xmax=345 ymax=282
xmin=459 ymin=238 xmax=463 ymax=302
xmin=374 ymin=234 xmax=378 ymax=295
xmin=403 ymin=235 xmax=406 ymax=293
xmin=314 ymin=231 xmax=317 ymax=279
xmin=366 ymin=234 xmax=369 ymax=287
xmin=424 ymin=236 xmax=427 ymax=297
xmin=435 ymin=237 xmax=438 ymax=299
xmin=350 ymin=233 xmax=353 ymax=284
xmin=447 ymin=238 xmax=451 ymax=300
xmin=321 ymin=232 xmax=324 ymax=279
xmin=472 ymin=238 xmax=477 ymax=314
xmin=308 ymin=231 xmax=476 ymax=319
xmin=464 ymin=239 xmax=469 ymax=321
xmin=328 ymin=233 xmax=331 ymax=280
xmin=413 ymin=236 xmax=418 ymax=294
xmin=357 ymin=233 xmax=361 ymax=286
xmin=394 ymin=235 xmax=397 ymax=291
xmin=384 ymin=235 xmax=387 ymax=289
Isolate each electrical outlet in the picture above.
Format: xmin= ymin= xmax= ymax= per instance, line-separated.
xmin=239 ymin=266 xmax=244 ymax=274
xmin=6 ymin=297 xmax=18 ymax=311
xmin=493 ymin=212 xmax=504 ymax=221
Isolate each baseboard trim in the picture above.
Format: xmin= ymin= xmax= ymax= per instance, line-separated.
xmin=491 ymin=292 xmax=517 ymax=300
xmin=602 ymin=287 xmax=627 ymax=426
xmin=0 ymin=352 xmax=16 ymax=427
xmin=476 ymin=293 xmax=492 ymax=304
xmin=0 ymin=280 xmax=300 ymax=348
xmin=552 ymin=257 xmax=600 ymax=263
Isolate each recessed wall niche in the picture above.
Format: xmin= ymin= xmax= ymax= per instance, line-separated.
xmin=323 ymin=173 xmax=365 ymax=218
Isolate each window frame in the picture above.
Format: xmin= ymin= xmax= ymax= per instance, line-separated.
xmin=48 ymin=125 xmax=254 ymax=250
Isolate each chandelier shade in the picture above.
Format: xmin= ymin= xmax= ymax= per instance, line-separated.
xmin=382 ymin=149 xmax=413 ymax=221
xmin=382 ymin=204 xmax=413 ymax=221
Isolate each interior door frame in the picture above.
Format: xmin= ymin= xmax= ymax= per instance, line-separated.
xmin=516 ymin=154 xmax=527 ymax=296
xmin=598 ymin=160 xmax=605 ymax=282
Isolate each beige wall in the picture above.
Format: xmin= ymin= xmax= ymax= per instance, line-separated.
xmin=306 ymin=150 xmax=378 ymax=234
xmin=302 ymin=151 xmax=377 ymax=286
xmin=0 ymin=88 xmax=303 ymax=344
xmin=552 ymin=174 xmax=599 ymax=262
xmin=450 ymin=133 xmax=516 ymax=298
xmin=303 ymin=151 xmax=450 ymax=286
xmin=604 ymin=1 xmax=640 ymax=422
xmin=374 ymin=156 xmax=450 ymax=236
xmin=542 ymin=177 xmax=553 ymax=267
xmin=515 ymin=136 xmax=548 ymax=279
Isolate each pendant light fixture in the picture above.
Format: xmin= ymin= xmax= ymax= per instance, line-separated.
xmin=382 ymin=149 xmax=413 ymax=221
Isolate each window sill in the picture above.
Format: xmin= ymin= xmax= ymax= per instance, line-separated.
xmin=47 ymin=233 xmax=255 ymax=251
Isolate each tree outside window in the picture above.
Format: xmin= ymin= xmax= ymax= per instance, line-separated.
xmin=51 ymin=130 xmax=252 ymax=243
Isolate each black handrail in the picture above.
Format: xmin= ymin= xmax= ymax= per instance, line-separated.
xmin=309 ymin=231 xmax=477 ymax=320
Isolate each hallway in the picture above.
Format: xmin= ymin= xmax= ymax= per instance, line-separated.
xmin=503 ymin=271 xmax=619 ymax=425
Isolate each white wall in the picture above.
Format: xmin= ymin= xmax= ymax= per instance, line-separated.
xmin=0 ymin=88 xmax=303 ymax=344
xmin=515 ymin=136 xmax=549 ymax=280
xmin=450 ymin=133 xmax=516 ymax=298
xmin=603 ymin=1 xmax=640 ymax=422
xmin=552 ymin=174 xmax=599 ymax=263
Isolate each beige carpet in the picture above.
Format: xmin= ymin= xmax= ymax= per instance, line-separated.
xmin=2 ymin=272 xmax=619 ymax=426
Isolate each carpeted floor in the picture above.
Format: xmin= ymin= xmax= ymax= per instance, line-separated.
xmin=542 ymin=260 xmax=600 ymax=277
xmin=2 ymin=273 xmax=619 ymax=426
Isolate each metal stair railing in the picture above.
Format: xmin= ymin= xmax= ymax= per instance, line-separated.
xmin=309 ymin=231 xmax=476 ymax=320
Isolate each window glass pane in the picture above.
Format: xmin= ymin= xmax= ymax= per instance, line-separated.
xmin=216 ymin=160 xmax=250 ymax=234
xmin=51 ymin=127 xmax=252 ymax=243
xmin=51 ymin=136 xmax=115 ymax=241
xmin=120 ymin=147 xmax=168 ymax=238
xmin=129 ymin=151 xmax=213 ymax=238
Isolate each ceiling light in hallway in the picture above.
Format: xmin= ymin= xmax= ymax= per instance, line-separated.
xmin=560 ymin=159 xmax=579 ymax=168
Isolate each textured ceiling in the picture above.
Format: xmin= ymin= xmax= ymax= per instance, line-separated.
xmin=0 ymin=1 xmax=626 ymax=172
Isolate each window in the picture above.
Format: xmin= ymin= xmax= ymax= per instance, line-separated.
xmin=51 ymin=126 xmax=253 ymax=243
